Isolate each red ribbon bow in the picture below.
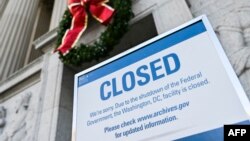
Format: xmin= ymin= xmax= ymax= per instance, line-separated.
xmin=56 ymin=0 xmax=114 ymax=55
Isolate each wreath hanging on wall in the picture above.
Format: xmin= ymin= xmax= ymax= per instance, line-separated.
xmin=55 ymin=0 xmax=134 ymax=66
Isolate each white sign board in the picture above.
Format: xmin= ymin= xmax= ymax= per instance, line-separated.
xmin=72 ymin=16 xmax=250 ymax=141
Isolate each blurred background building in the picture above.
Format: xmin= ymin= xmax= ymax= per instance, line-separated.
xmin=0 ymin=0 xmax=249 ymax=140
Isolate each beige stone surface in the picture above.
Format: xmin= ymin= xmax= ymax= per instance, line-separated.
xmin=187 ymin=0 xmax=250 ymax=98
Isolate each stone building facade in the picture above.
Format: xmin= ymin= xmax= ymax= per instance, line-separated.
xmin=0 ymin=0 xmax=249 ymax=141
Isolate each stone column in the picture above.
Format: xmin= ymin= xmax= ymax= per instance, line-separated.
xmin=49 ymin=0 xmax=67 ymax=30
xmin=0 ymin=0 xmax=8 ymax=18
xmin=0 ymin=0 xmax=40 ymax=80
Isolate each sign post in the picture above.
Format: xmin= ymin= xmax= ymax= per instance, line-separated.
xmin=72 ymin=15 xmax=250 ymax=141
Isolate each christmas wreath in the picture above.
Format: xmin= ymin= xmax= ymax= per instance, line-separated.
xmin=55 ymin=0 xmax=133 ymax=66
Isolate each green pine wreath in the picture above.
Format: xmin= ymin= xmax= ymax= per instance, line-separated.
xmin=56 ymin=0 xmax=134 ymax=66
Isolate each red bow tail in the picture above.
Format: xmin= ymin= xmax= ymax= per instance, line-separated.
xmin=57 ymin=6 xmax=87 ymax=55
xmin=89 ymin=2 xmax=115 ymax=25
